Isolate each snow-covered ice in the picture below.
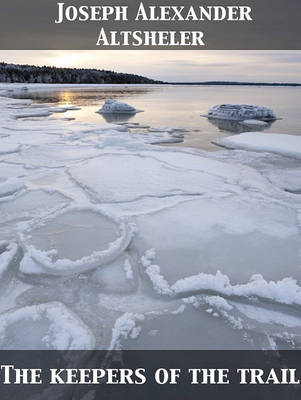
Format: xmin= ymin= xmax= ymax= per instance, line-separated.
xmin=206 ymin=104 xmax=276 ymax=121
xmin=0 ymin=83 xmax=301 ymax=350
xmin=97 ymin=99 xmax=142 ymax=114
xmin=214 ymin=132 xmax=301 ymax=160
xmin=0 ymin=302 xmax=95 ymax=350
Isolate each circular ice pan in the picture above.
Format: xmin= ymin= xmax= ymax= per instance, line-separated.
xmin=19 ymin=205 xmax=136 ymax=275
xmin=0 ymin=302 xmax=95 ymax=350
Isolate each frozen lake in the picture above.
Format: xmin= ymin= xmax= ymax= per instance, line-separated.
xmin=10 ymin=84 xmax=301 ymax=150
xmin=1 ymin=83 xmax=301 ymax=352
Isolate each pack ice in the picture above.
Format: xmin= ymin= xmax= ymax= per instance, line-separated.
xmin=0 ymin=83 xmax=301 ymax=351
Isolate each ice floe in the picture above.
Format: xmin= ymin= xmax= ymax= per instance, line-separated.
xmin=69 ymin=149 xmax=274 ymax=204
xmin=214 ymin=132 xmax=301 ymax=160
xmin=134 ymin=195 xmax=300 ymax=286
xmin=98 ymin=99 xmax=142 ymax=114
xmin=109 ymin=312 xmax=145 ymax=350
xmin=0 ymin=302 xmax=95 ymax=349
xmin=206 ymin=104 xmax=276 ymax=121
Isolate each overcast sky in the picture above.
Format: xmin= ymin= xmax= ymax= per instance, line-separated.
xmin=0 ymin=50 xmax=300 ymax=83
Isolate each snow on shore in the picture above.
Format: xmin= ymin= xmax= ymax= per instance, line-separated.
xmin=0 ymin=83 xmax=301 ymax=350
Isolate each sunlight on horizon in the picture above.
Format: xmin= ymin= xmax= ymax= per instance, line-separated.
xmin=0 ymin=50 xmax=301 ymax=83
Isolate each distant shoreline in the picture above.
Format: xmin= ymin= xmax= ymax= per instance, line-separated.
xmin=167 ymin=81 xmax=301 ymax=87
xmin=2 ymin=82 xmax=301 ymax=87
xmin=1 ymin=62 xmax=300 ymax=87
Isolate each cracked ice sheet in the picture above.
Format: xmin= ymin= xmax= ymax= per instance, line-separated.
xmin=0 ymin=84 xmax=301 ymax=351
xmin=0 ymin=189 xmax=70 ymax=224
xmin=134 ymin=196 xmax=301 ymax=285
xmin=208 ymin=149 xmax=301 ymax=195
xmin=68 ymin=149 xmax=275 ymax=205
xmin=3 ymin=143 xmax=104 ymax=168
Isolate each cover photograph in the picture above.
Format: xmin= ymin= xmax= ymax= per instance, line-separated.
xmin=0 ymin=0 xmax=301 ymax=398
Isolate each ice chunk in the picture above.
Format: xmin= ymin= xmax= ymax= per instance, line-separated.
xmin=240 ymin=119 xmax=268 ymax=126
xmin=19 ymin=206 xmax=136 ymax=275
xmin=0 ymin=302 xmax=95 ymax=349
xmin=48 ymin=105 xmax=81 ymax=113
xmin=214 ymin=132 xmax=301 ymax=160
xmin=109 ymin=312 xmax=145 ymax=350
xmin=13 ymin=110 xmax=52 ymax=119
xmin=97 ymin=99 xmax=142 ymax=114
xmin=0 ymin=241 xmax=18 ymax=278
xmin=19 ymin=252 xmax=45 ymax=275
xmin=206 ymin=104 xmax=276 ymax=121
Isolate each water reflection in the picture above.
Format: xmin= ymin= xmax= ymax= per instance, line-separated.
xmin=100 ymin=112 xmax=136 ymax=123
xmin=207 ymin=117 xmax=274 ymax=133
xmin=10 ymin=88 xmax=152 ymax=108
xmin=8 ymin=85 xmax=301 ymax=150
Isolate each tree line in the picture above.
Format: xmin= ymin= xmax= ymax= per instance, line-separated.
xmin=0 ymin=62 xmax=162 ymax=84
